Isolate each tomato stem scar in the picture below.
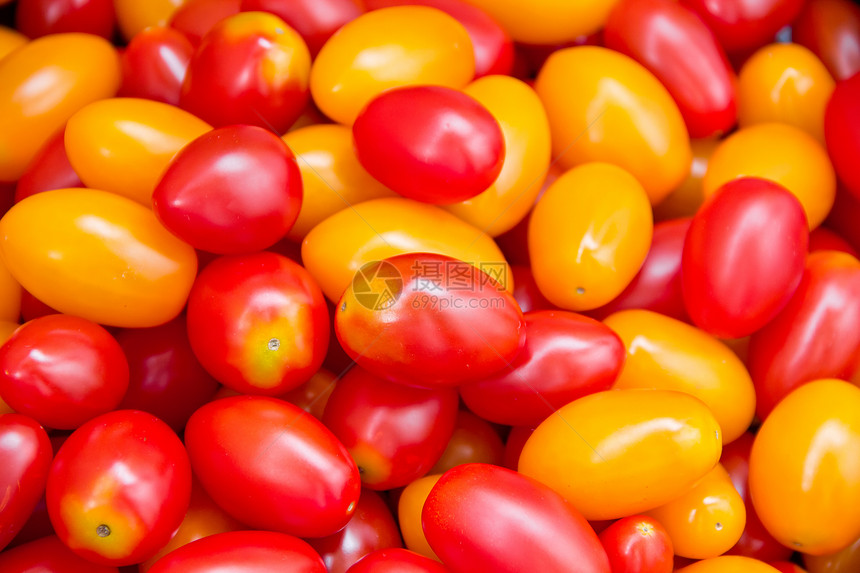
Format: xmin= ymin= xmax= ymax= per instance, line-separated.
xmin=96 ymin=524 xmax=111 ymax=537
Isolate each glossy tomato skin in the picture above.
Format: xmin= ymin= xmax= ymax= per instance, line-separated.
xmin=0 ymin=27 xmax=27 ymax=61
xmin=677 ymin=556 xmax=783 ymax=573
xmin=680 ymin=0 xmax=804 ymax=55
xmin=186 ymin=252 xmax=329 ymax=394
xmin=180 ymin=12 xmax=311 ymax=133
xmin=114 ymin=316 xmax=219 ymax=433
xmin=0 ymin=414 xmax=51 ymax=551
xmin=519 ymin=389 xmax=722 ymax=520
xmin=460 ymin=310 xmax=624 ymax=426
xmin=598 ymin=516 xmax=674 ymax=573
xmin=605 ymin=0 xmax=737 ymax=138
xmin=185 ymin=396 xmax=360 ymax=537
xmin=0 ymin=534 xmax=119 ymax=572
xmin=794 ymin=0 xmax=860 ymax=81
xmin=347 ymin=548 xmax=450 ymax=573
xmin=462 ymin=0 xmax=616 ymax=44
xmin=0 ymin=33 xmax=120 ymax=182
xmin=353 ymin=86 xmax=504 ymax=204
xmin=682 ymin=177 xmax=809 ymax=339
xmin=750 ymin=380 xmax=860 ymax=555
xmin=0 ymin=188 xmax=198 ymax=328
xmin=47 ymin=410 xmax=192 ymax=566
xmin=114 ymin=0 xmax=187 ymax=40
xmin=241 ymin=0 xmax=362 ymax=56
xmin=153 ymin=125 xmax=302 ymax=253
xmin=428 ymin=409 xmax=504 ymax=473
xmin=170 ymin=0 xmax=241 ymax=46
xmin=335 ymin=253 xmax=524 ymax=388
xmin=322 ymin=366 xmax=458 ymax=489
xmin=15 ymin=0 xmax=115 ymax=39
xmin=398 ymin=474 xmax=442 ymax=560
xmin=423 ymin=463 xmax=610 ymax=573
xmin=147 ymin=531 xmax=326 ymax=573
xmin=0 ymin=315 xmax=129 ymax=430
xmin=307 ymin=489 xmax=403 ymax=573
xmin=590 ymin=218 xmax=691 ymax=321
xmin=748 ymin=251 xmax=860 ymax=419
xmin=119 ymin=26 xmax=194 ymax=106
xmin=14 ymin=127 xmax=83 ymax=202
xmin=825 ymin=72 xmax=860 ymax=200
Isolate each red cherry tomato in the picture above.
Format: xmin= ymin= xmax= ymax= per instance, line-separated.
xmin=335 ymin=253 xmax=525 ymax=389
xmin=114 ymin=316 xmax=219 ymax=433
xmin=185 ymin=395 xmax=361 ymax=537
xmin=824 ymin=72 xmax=860 ymax=201
xmin=46 ymin=410 xmax=192 ymax=566
xmin=794 ymin=0 xmax=860 ymax=81
xmin=15 ymin=0 xmax=115 ymax=39
xmin=119 ymin=26 xmax=194 ymax=106
xmin=0 ymin=414 xmax=51 ymax=551
xmin=307 ymin=489 xmax=403 ymax=573
xmin=423 ymin=463 xmax=610 ymax=573
xmin=598 ymin=515 xmax=674 ymax=573
xmin=153 ymin=125 xmax=302 ymax=253
xmin=680 ymin=0 xmax=805 ymax=55
xmin=590 ymin=218 xmax=691 ymax=322
xmin=180 ymin=12 xmax=311 ymax=133
xmin=826 ymin=186 xmax=860 ymax=255
xmin=0 ymin=535 xmax=119 ymax=572
xmin=605 ymin=0 xmax=737 ymax=137
xmin=502 ymin=425 xmax=535 ymax=470
xmin=459 ymin=310 xmax=624 ymax=426
xmin=682 ymin=177 xmax=809 ymax=338
xmin=364 ymin=0 xmax=513 ymax=77
xmin=186 ymin=252 xmax=329 ymax=395
xmin=241 ymin=0 xmax=363 ymax=55
xmin=0 ymin=315 xmax=129 ymax=430
xmin=322 ymin=366 xmax=458 ymax=489
xmin=14 ymin=128 xmax=82 ymax=203
xmin=353 ymin=86 xmax=504 ymax=204
xmin=769 ymin=563 xmax=806 ymax=573
xmin=510 ymin=265 xmax=554 ymax=313
xmin=428 ymin=409 xmax=505 ymax=474
xmin=347 ymin=548 xmax=450 ymax=572
xmin=170 ymin=0 xmax=241 ymax=46
xmin=147 ymin=531 xmax=326 ymax=573
xmin=809 ymin=227 xmax=859 ymax=256
xmin=748 ymin=251 xmax=860 ymax=419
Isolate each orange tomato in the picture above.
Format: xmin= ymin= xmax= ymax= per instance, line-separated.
xmin=750 ymin=379 xmax=860 ymax=555
xmin=703 ymin=123 xmax=836 ymax=229
xmin=114 ymin=0 xmax=188 ymax=40
xmin=535 ymin=46 xmax=691 ymax=205
xmin=310 ymin=6 xmax=474 ymax=125
xmin=0 ymin=33 xmax=120 ymax=182
xmin=529 ymin=163 xmax=653 ymax=311
xmin=738 ymin=43 xmax=835 ymax=143
xmin=0 ymin=188 xmax=198 ymax=328
xmin=518 ymin=389 xmax=722 ymax=520
xmin=281 ymin=124 xmax=394 ymax=241
xmin=604 ymin=310 xmax=756 ymax=444
xmin=653 ymin=137 xmax=720 ymax=221
xmin=0 ymin=26 xmax=27 ymax=61
xmin=804 ymin=535 xmax=860 ymax=573
xmin=677 ymin=556 xmax=782 ymax=573
xmin=444 ymin=75 xmax=551 ymax=237
xmin=646 ymin=464 xmax=746 ymax=559
xmin=64 ymin=98 xmax=211 ymax=206
xmin=398 ymin=474 xmax=443 ymax=562
xmin=301 ymin=197 xmax=512 ymax=302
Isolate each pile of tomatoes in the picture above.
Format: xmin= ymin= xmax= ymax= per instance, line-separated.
xmin=0 ymin=0 xmax=859 ymax=571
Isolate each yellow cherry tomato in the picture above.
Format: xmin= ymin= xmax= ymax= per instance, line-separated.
xmin=0 ymin=33 xmax=120 ymax=182
xmin=677 ymin=556 xmax=781 ymax=573
xmin=282 ymin=124 xmax=395 ymax=241
xmin=444 ymin=75 xmax=551 ymax=237
xmin=535 ymin=46 xmax=691 ymax=205
xmin=738 ymin=43 xmax=835 ymax=143
xmin=805 ymin=535 xmax=860 ymax=573
xmin=0 ymin=253 xmax=21 ymax=322
xmin=301 ymin=197 xmax=512 ymax=301
xmin=0 ymin=26 xmax=27 ymax=61
xmin=703 ymin=123 xmax=836 ymax=229
xmin=750 ymin=379 xmax=860 ymax=556
xmin=398 ymin=474 xmax=443 ymax=562
xmin=65 ymin=98 xmax=211 ymax=205
xmin=646 ymin=464 xmax=746 ymax=559
xmin=0 ymin=188 xmax=197 ymax=328
xmin=518 ymin=389 xmax=722 ymax=520
xmin=462 ymin=0 xmax=618 ymax=44
xmin=528 ymin=163 xmax=653 ymax=311
xmin=604 ymin=310 xmax=756 ymax=444
xmin=310 ymin=6 xmax=474 ymax=125
xmin=653 ymin=137 xmax=720 ymax=221
xmin=114 ymin=0 xmax=187 ymax=40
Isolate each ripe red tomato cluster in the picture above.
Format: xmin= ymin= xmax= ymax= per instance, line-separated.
xmin=0 ymin=0 xmax=859 ymax=572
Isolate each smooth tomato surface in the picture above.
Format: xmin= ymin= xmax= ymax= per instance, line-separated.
xmin=824 ymin=72 xmax=860 ymax=200
xmin=0 ymin=535 xmax=119 ymax=572
xmin=794 ymin=0 xmax=860 ymax=81
xmin=347 ymin=548 xmax=449 ymax=573
xmin=119 ymin=26 xmax=194 ymax=106
xmin=598 ymin=515 xmax=674 ymax=573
